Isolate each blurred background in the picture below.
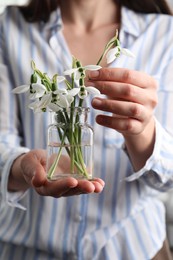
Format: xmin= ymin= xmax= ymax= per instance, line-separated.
xmin=168 ymin=0 xmax=173 ymax=9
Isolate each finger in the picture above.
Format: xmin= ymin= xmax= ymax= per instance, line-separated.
xmin=90 ymin=180 xmax=105 ymax=193
xmin=91 ymin=178 xmax=105 ymax=187
xmin=65 ymin=180 xmax=96 ymax=195
xmin=96 ymin=115 xmax=144 ymax=135
xmin=35 ymin=177 xmax=78 ymax=197
xmin=87 ymin=68 xmax=157 ymax=89
xmin=88 ymin=81 xmax=140 ymax=102
xmin=87 ymin=80 xmax=157 ymax=106
xmin=36 ymin=178 xmax=105 ymax=197
xmin=63 ymin=179 xmax=105 ymax=196
xmin=92 ymin=98 xmax=146 ymax=121
xmin=21 ymin=150 xmax=47 ymax=186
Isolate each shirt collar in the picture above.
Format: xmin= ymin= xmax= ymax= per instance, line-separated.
xmin=40 ymin=7 xmax=62 ymax=31
xmin=43 ymin=6 xmax=147 ymax=38
xmin=120 ymin=6 xmax=146 ymax=38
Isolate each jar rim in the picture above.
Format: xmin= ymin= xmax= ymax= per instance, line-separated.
xmin=65 ymin=107 xmax=90 ymax=113
xmin=49 ymin=107 xmax=90 ymax=114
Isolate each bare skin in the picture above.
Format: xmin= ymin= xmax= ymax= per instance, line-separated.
xmin=60 ymin=0 xmax=120 ymax=66
xmin=9 ymin=150 xmax=104 ymax=197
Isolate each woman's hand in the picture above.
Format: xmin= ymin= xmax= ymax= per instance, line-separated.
xmin=8 ymin=149 xmax=105 ymax=197
xmin=87 ymin=68 xmax=158 ymax=170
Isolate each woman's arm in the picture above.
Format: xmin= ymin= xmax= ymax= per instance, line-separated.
xmin=88 ymin=68 xmax=157 ymax=171
xmin=8 ymin=149 xmax=105 ymax=197
xmin=87 ymin=66 xmax=173 ymax=191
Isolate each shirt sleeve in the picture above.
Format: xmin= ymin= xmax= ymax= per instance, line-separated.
xmin=124 ymin=118 xmax=173 ymax=191
xmin=124 ymin=52 xmax=173 ymax=191
xmin=0 ymin=149 xmax=29 ymax=210
xmin=0 ymin=20 xmax=30 ymax=210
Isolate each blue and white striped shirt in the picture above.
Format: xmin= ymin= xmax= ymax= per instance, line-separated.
xmin=1 ymin=6 xmax=173 ymax=260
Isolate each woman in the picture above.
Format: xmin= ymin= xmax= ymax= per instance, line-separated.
xmin=0 ymin=0 xmax=173 ymax=259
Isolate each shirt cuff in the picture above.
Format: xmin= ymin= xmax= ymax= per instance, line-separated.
xmin=1 ymin=148 xmax=30 ymax=210
xmin=124 ymin=119 xmax=173 ymax=189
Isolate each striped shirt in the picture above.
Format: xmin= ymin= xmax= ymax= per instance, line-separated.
xmin=0 ymin=5 xmax=173 ymax=260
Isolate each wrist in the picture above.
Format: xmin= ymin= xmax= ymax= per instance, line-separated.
xmin=8 ymin=153 xmax=30 ymax=192
xmin=123 ymin=118 xmax=155 ymax=170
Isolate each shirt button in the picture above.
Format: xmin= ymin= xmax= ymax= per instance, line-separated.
xmin=75 ymin=215 xmax=82 ymax=222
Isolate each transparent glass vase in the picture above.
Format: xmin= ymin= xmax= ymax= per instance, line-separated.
xmin=46 ymin=107 xmax=94 ymax=180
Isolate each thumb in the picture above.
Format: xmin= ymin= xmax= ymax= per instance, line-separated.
xmin=21 ymin=150 xmax=47 ymax=187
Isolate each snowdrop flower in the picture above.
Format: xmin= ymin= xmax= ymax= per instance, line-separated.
xmin=106 ymin=45 xmax=135 ymax=64
xmin=12 ymin=84 xmax=30 ymax=94
xmin=29 ymin=93 xmax=52 ymax=112
xmin=29 ymin=83 xmax=47 ymax=99
xmin=78 ymin=86 xmax=100 ymax=99
xmin=12 ymin=82 xmax=47 ymax=99
xmin=53 ymin=88 xmax=80 ymax=109
xmin=64 ymin=65 xmax=102 ymax=80
xmin=28 ymin=87 xmax=78 ymax=112
xmin=53 ymin=75 xmax=66 ymax=86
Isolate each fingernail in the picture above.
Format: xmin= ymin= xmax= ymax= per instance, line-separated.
xmin=88 ymin=70 xmax=100 ymax=79
xmin=92 ymin=98 xmax=102 ymax=106
xmin=85 ymin=81 xmax=95 ymax=86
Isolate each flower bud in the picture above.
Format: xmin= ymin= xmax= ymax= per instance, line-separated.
xmin=52 ymin=82 xmax=57 ymax=91
xmin=30 ymin=72 xmax=37 ymax=84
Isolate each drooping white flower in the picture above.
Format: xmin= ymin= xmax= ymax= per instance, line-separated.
xmin=56 ymin=76 xmax=66 ymax=84
xmin=64 ymin=65 xmax=102 ymax=80
xmin=54 ymin=88 xmax=80 ymax=109
xmin=29 ymin=93 xmax=52 ymax=112
xmin=12 ymin=84 xmax=30 ymax=94
xmin=29 ymin=83 xmax=47 ymax=99
xmin=106 ymin=46 xmax=135 ymax=64
xmin=47 ymin=103 xmax=62 ymax=112
xmin=12 ymin=82 xmax=48 ymax=100
xmin=78 ymin=86 xmax=100 ymax=99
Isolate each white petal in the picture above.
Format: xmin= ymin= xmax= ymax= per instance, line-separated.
xmin=121 ymin=48 xmax=135 ymax=58
xmin=32 ymin=83 xmax=47 ymax=92
xmin=106 ymin=47 xmax=120 ymax=64
xmin=29 ymin=83 xmax=47 ymax=99
xmin=106 ymin=47 xmax=119 ymax=59
xmin=12 ymin=85 xmax=30 ymax=94
xmin=56 ymin=76 xmax=66 ymax=83
xmin=66 ymin=95 xmax=74 ymax=105
xmin=75 ymin=70 xmax=82 ymax=80
xmin=86 ymin=86 xmax=100 ymax=95
xmin=29 ymin=92 xmax=45 ymax=100
xmin=37 ymin=93 xmax=52 ymax=109
xmin=28 ymin=99 xmax=47 ymax=113
xmin=68 ymin=88 xmax=80 ymax=96
xmin=78 ymin=89 xmax=88 ymax=99
xmin=57 ymin=95 xmax=69 ymax=108
xmin=84 ymin=65 xmax=102 ymax=71
xmin=63 ymin=68 xmax=78 ymax=76
xmin=54 ymin=89 xmax=68 ymax=95
xmin=48 ymin=103 xmax=62 ymax=112
xmin=106 ymin=55 xmax=116 ymax=64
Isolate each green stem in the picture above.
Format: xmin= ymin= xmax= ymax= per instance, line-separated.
xmin=47 ymin=130 xmax=66 ymax=179
xmin=48 ymin=106 xmax=90 ymax=180
xmin=70 ymin=109 xmax=75 ymax=173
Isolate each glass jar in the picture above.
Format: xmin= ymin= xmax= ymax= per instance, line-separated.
xmin=46 ymin=107 xmax=94 ymax=180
